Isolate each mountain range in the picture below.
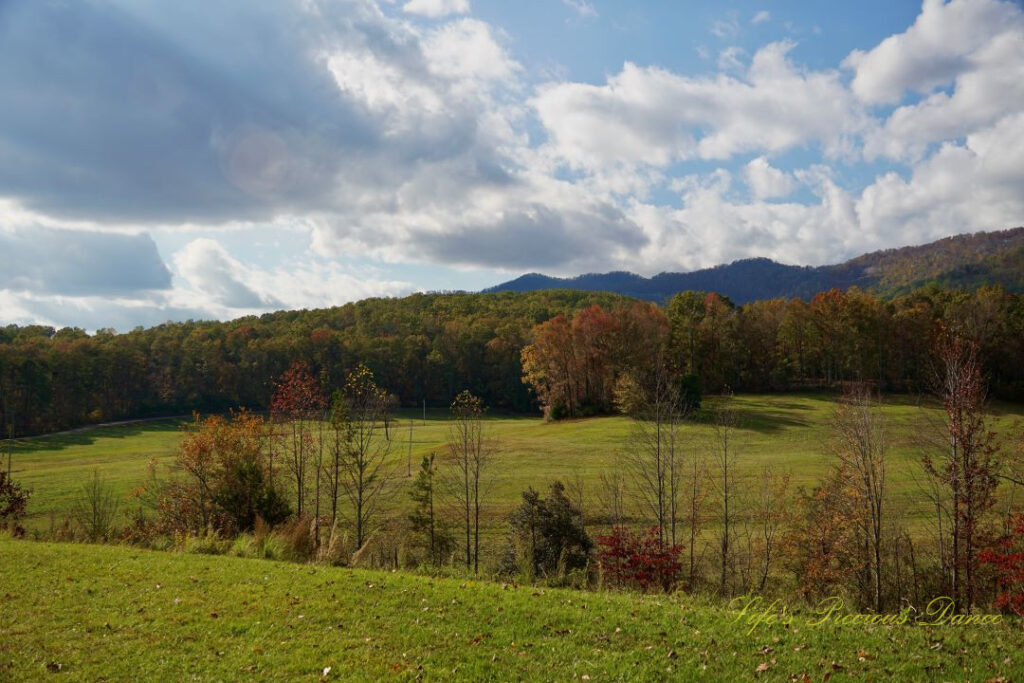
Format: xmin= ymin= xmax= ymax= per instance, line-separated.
xmin=483 ymin=227 xmax=1024 ymax=304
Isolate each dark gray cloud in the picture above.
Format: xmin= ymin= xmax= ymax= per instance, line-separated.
xmin=0 ymin=0 xmax=386 ymax=222
xmin=414 ymin=203 xmax=648 ymax=269
xmin=0 ymin=0 xmax=650 ymax=285
xmin=0 ymin=227 xmax=171 ymax=295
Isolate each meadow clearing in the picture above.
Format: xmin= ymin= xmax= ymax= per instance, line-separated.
xmin=7 ymin=393 xmax=1024 ymax=551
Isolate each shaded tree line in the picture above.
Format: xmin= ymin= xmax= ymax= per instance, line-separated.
xmin=2 ymin=286 xmax=1024 ymax=439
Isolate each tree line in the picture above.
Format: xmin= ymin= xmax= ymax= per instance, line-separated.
xmin=2 ymin=286 xmax=1024 ymax=437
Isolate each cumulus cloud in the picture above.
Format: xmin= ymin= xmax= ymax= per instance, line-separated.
xmin=173 ymin=238 xmax=272 ymax=309
xmin=172 ymin=237 xmax=412 ymax=314
xmin=844 ymin=0 xmax=1021 ymax=105
xmin=717 ymin=46 xmax=746 ymax=72
xmin=620 ymin=110 xmax=1024 ymax=276
xmin=744 ymin=157 xmax=797 ymax=200
xmin=857 ymin=112 xmax=1024 ymax=240
xmin=402 ymin=0 xmax=470 ymax=19
xmin=857 ymin=1 xmax=1024 ymax=161
xmin=752 ymin=10 xmax=771 ymax=25
xmin=533 ymin=41 xmax=865 ymax=170
xmin=421 ymin=19 xmax=520 ymax=83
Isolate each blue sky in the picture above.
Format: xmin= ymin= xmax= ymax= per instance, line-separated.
xmin=1 ymin=0 xmax=1022 ymax=330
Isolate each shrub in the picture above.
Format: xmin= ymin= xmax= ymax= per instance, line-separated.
xmin=70 ymin=471 xmax=119 ymax=542
xmin=153 ymin=411 xmax=291 ymax=537
xmin=181 ymin=530 xmax=231 ymax=555
xmin=502 ymin=481 xmax=593 ymax=581
xmin=980 ymin=513 xmax=1024 ymax=616
xmin=596 ymin=526 xmax=683 ymax=593
xmin=0 ymin=471 xmax=31 ymax=538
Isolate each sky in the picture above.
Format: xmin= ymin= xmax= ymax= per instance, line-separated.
xmin=1 ymin=0 xmax=1023 ymax=331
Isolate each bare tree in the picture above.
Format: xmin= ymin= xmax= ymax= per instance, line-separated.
xmin=333 ymin=364 xmax=397 ymax=552
xmin=832 ymin=384 xmax=887 ymax=611
xmin=622 ymin=360 xmax=687 ymax=547
xmin=752 ymin=464 xmax=790 ymax=593
xmin=599 ymin=467 xmax=627 ymax=527
xmin=709 ymin=396 xmax=741 ymax=596
xmin=682 ymin=449 xmax=709 ymax=590
xmin=567 ymin=469 xmax=587 ymax=527
xmin=446 ymin=390 xmax=494 ymax=573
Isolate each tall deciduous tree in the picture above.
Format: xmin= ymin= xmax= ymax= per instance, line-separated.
xmin=621 ymin=353 xmax=687 ymax=548
xmin=923 ymin=334 xmax=1001 ymax=612
xmin=832 ymin=383 xmax=888 ymax=611
xmin=710 ymin=397 xmax=741 ymax=595
xmin=447 ymin=390 xmax=493 ymax=573
xmin=271 ymin=361 xmax=325 ymax=521
xmin=334 ymin=364 xmax=396 ymax=552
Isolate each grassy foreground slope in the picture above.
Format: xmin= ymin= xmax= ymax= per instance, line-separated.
xmin=1 ymin=539 xmax=1022 ymax=681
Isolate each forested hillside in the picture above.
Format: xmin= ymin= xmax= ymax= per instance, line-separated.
xmin=2 ymin=284 xmax=1024 ymax=438
xmin=487 ymin=227 xmax=1024 ymax=303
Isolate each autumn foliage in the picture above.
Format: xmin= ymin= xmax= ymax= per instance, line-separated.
xmin=151 ymin=411 xmax=290 ymax=536
xmin=980 ymin=513 xmax=1024 ymax=616
xmin=596 ymin=526 xmax=684 ymax=593
xmin=521 ymin=303 xmax=668 ymax=419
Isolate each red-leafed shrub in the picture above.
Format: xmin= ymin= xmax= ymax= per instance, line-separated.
xmin=980 ymin=513 xmax=1024 ymax=616
xmin=596 ymin=526 xmax=683 ymax=593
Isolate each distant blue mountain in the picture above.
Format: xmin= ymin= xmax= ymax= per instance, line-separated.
xmin=482 ymin=228 xmax=1024 ymax=304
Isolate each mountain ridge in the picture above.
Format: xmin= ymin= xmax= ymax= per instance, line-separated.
xmin=482 ymin=227 xmax=1024 ymax=304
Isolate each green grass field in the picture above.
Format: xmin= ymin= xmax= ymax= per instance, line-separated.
xmin=8 ymin=394 xmax=1023 ymax=543
xmin=1 ymin=538 xmax=1021 ymax=681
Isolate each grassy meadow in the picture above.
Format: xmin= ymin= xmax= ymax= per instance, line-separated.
xmin=1 ymin=538 xmax=1021 ymax=681
xmin=7 ymin=393 xmax=1024 ymax=549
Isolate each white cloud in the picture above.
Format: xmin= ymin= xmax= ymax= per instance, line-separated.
xmin=619 ymin=110 xmax=1024 ymax=276
xmin=752 ymin=10 xmax=771 ymax=25
xmin=744 ymin=157 xmax=797 ymax=199
xmin=533 ymin=41 xmax=865 ymax=170
xmin=563 ymin=0 xmax=598 ymax=19
xmin=624 ymin=172 xmax=858 ymax=273
xmin=173 ymin=238 xmax=271 ymax=309
xmin=857 ymin=112 xmax=1024 ymax=241
xmin=421 ymin=19 xmax=520 ymax=83
xmin=859 ymin=6 xmax=1024 ymax=161
xmin=711 ymin=12 xmax=740 ymax=39
xmin=172 ymin=238 xmax=412 ymax=314
xmin=843 ymin=0 xmax=1023 ymax=105
xmin=717 ymin=46 xmax=746 ymax=72
xmin=402 ymin=0 xmax=470 ymax=19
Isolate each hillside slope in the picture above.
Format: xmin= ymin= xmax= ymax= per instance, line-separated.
xmin=485 ymin=227 xmax=1024 ymax=304
xmin=1 ymin=539 xmax=1021 ymax=680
